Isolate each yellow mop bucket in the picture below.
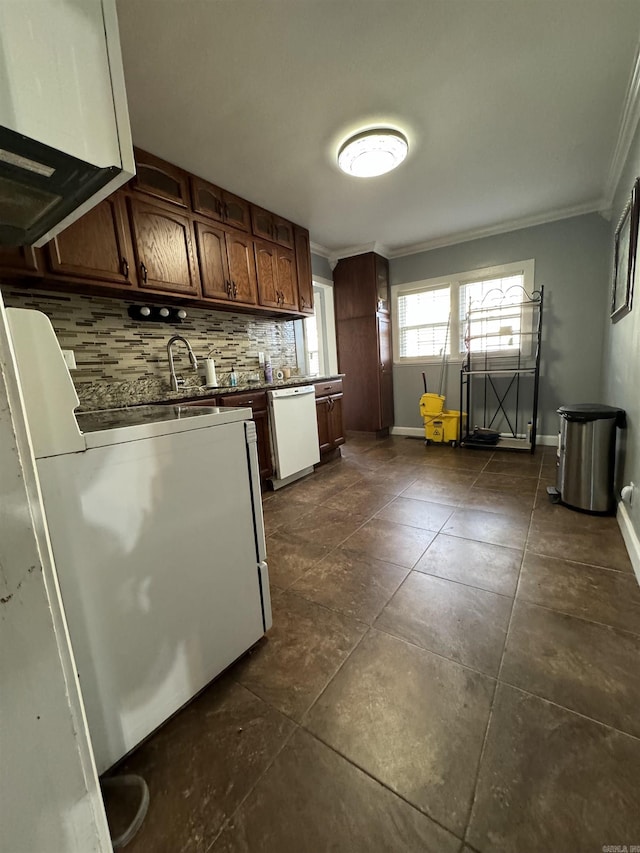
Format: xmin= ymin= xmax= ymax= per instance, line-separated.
xmin=424 ymin=409 xmax=465 ymax=444
xmin=419 ymin=393 xmax=445 ymax=418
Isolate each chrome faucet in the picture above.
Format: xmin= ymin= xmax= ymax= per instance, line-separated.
xmin=167 ymin=335 xmax=199 ymax=391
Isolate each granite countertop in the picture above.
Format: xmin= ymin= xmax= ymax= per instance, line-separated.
xmin=76 ymin=374 xmax=345 ymax=412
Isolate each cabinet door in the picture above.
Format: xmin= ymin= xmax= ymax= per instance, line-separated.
xmin=222 ymin=192 xmax=250 ymax=232
xmin=378 ymin=314 xmax=394 ymax=429
xmin=225 ymin=230 xmax=258 ymax=305
xmin=191 ymin=176 xmax=224 ymax=222
xmin=128 ymin=198 xmax=200 ymax=296
xmin=276 ymin=247 xmax=298 ymax=311
xmin=272 ymin=216 xmax=294 ymax=249
xmin=294 ymin=226 xmax=314 ymax=314
xmin=194 ymin=221 xmax=232 ymax=302
xmin=328 ymin=394 xmax=345 ymax=448
xmin=251 ymin=206 xmax=275 ymax=243
xmin=337 ymin=315 xmax=380 ymax=432
xmin=47 ymin=194 xmax=135 ymax=286
xmin=315 ymin=397 xmax=332 ymax=454
xmin=132 ymin=149 xmax=190 ymax=208
xmin=334 ymin=252 xmax=379 ymax=319
xmin=0 ymin=245 xmax=41 ymax=275
xmin=254 ymin=240 xmax=280 ymax=308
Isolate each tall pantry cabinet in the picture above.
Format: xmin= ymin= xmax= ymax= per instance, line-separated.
xmin=333 ymin=252 xmax=394 ymax=435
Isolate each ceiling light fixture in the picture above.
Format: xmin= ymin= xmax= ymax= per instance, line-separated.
xmin=337 ymin=128 xmax=408 ymax=178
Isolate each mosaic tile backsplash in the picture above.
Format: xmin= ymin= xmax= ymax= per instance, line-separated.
xmin=3 ymin=288 xmax=299 ymax=390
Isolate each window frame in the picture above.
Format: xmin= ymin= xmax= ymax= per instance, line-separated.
xmin=392 ymin=259 xmax=535 ymax=365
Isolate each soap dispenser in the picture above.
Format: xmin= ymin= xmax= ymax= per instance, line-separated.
xmin=229 ymin=366 xmax=238 ymax=387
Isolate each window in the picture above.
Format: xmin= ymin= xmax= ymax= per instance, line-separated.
xmin=392 ymin=260 xmax=535 ymax=364
xmin=296 ymin=279 xmax=338 ymax=377
xmin=305 ymin=310 xmax=322 ymax=376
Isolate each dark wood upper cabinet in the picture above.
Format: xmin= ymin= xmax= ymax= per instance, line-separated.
xmin=276 ymin=246 xmax=298 ymax=311
xmin=132 ymin=149 xmax=190 ymax=208
xmin=191 ymin=176 xmax=250 ymax=232
xmin=0 ymin=245 xmax=41 ymax=275
xmin=128 ymin=197 xmax=200 ymax=296
xmin=294 ymin=225 xmax=314 ymax=314
xmin=223 ymin=192 xmax=251 ymax=232
xmin=225 ymin=230 xmax=258 ymax=305
xmin=47 ymin=193 xmax=135 ymax=286
xmin=254 ymin=240 xmax=279 ymax=308
xmin=194 ymin=220 xmax=231 ymax=302
xmin=255 ymin=240 xmax=298 ymax=310
xmin=334 ymin=252 xmax=389 ymax=320
xmin=250 ymin=205 xmax=294 ymax=249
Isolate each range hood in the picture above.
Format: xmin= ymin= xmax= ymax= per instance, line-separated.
xmin=0 ymin=0 xmax=134 ymax=248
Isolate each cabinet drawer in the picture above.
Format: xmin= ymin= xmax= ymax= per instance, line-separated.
xmin=180 ymin=397 xmax=219 ymax=407
xmin=218 ymin=390 xmax=267 ymax=411
xmin=314 ymin=379 xmax=343 ymax=398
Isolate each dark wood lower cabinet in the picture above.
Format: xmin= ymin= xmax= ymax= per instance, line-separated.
xmin=217 ymin=391 xmax=273 ymax=482
xmin=337 ymin=315 xmax=393 ymax=434
xmin=315 ymin=392 xmax=345 ymax=459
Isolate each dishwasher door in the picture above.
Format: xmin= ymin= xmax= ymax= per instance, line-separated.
xmin=268 ymin=385 xmax=320 ymax=484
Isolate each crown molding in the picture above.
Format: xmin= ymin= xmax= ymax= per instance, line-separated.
xmin=384 ymin=199 xmax=603 ymax=259
xmin=309 ymin=241 xmax=331 ymax=259
xmin=604 ymin=40 xmax=640 ymax=209
xmin=327 ymin=241 xmax=390 ymax=268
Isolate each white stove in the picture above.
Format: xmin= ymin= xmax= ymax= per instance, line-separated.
xmin=7 ymin=308 xmax=271 ymax=774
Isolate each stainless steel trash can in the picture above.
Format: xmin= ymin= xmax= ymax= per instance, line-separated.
xmin=557 ymin=404 xmax=624 ymax=512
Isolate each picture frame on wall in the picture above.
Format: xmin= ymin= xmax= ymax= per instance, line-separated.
xmin=611 ymin=177 xmax=639 ymax=321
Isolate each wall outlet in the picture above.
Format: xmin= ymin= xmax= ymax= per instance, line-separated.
xmin=258 ymin=351 xmax=265 ymax=366
xmin=62 ymin=349 xmax=76 ymax=370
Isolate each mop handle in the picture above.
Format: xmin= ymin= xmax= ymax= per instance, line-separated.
xmin=439 ymin=313 xmax=451 ymax=396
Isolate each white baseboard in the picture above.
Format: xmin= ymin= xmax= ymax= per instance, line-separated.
xmin=536 ymin=434 xmax=558 ymax=446
xmin=390 ymin=426 xmax=425 ymax=438
xmin=616 ymin=501 xmax=640 ymax=586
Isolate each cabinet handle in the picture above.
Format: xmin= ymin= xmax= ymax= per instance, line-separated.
xmin=232 ymin=281 xmax=238 ymax=298
xmin=215 ymin=199 xmax=223 ymax=218
xmin=300 ymin=296 xmax=306 ymax=308
xmin=121 ymin=257 xmax=129 ymax=278
xmin=225 ymin=280 xmax=232 ymax=297
xmin=140 ymin=262 xmax=148 ymax=283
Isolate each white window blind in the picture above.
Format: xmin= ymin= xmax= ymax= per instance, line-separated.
xmin=397 ymin=285 xmax=450 ymax=358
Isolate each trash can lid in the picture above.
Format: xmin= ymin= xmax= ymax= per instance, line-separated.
xmin=557 ymin=403 xmax=625 ymax=422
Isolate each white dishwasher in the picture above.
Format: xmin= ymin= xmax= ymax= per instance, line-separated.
xmin=268 ymin=385 xmax=320 ymax=489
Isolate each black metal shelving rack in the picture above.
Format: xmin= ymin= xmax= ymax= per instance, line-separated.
xmin=459 ymin=285 xmax=543 ymax=453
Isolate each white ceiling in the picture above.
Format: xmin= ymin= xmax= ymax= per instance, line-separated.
xmin=116 ymin=0 xmax=640 ymax=257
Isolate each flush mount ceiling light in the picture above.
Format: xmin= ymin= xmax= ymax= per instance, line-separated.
xmin=337 ymin=128 xmax=408 ymax=178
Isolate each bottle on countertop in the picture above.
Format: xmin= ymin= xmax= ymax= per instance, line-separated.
xmin=229 ymin=366 xmax=238 ymax=387
xmin=264 ymin=355 xmax=273 ymax=384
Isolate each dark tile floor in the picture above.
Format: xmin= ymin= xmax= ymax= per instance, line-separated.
xmin=111 ymin=435 xmax=640 ymax=853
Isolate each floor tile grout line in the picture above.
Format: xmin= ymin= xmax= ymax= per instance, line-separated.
xmin=298 ymin=724 xmax=466 ymax=846
xmin=491 ymin=678 xmax=640 ymax=744
xmin=203 ymin=713 xmax=300 ymax=852
xmin=518 ymin=542 xmax=634 ymax=576
xmin=523 ymin=543 xmax=634 ymax=576
xmin=460 ymin=496 xmax=534 ymax=846
xmin=510 ymin=595 xmax=640 ymax=640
